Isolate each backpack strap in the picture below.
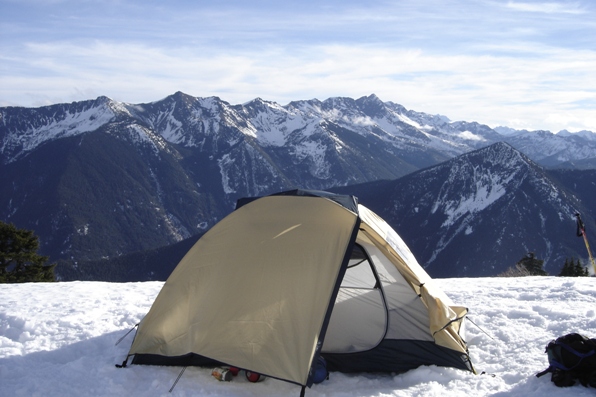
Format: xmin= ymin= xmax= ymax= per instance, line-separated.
xmin=553 ymin=341 xmax=596 ymax=371
xmin=536 ymin=367 xmax=552 ymax=378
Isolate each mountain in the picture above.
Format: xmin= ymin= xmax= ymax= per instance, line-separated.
xmin=56 ymin=233 xmax=202 ymax=282
xmin=65 ymin=143 xmax=595 ymax=281
xmin=0 ymin=109 xmax=217 ymax=261
xmin=331 ymin=142 xmax=593 ymax=277
xmin=1 ymin=93 xmax=595 ymax=274
xmin=495 ymin=127 xmax=596 ymax=168
xmin=546 ymin=168 xmax=596 ymax=214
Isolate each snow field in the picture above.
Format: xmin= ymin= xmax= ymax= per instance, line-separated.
xmin=1 ymin=277 xmax=595 ymax=396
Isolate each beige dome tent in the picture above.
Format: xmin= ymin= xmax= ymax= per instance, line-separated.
xmin=122 ymin=190 xmax=474 ymax=395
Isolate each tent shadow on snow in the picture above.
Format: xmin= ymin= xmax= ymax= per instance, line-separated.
xmin=0 ymin=330 xmax=125 ymax=367
xmin=0 ymin=331 xmax=131 ymax=393
xmin=489 ymin=375 xmax=594 ymax=397
xmin=0 ymin=330 xmax=218 ymax=395
xmin=1 ymin=329 xmax=471 ymax=396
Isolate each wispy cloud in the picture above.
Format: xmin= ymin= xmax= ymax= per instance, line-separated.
xmin=1 ymin=0 xmax=595 ymax=132
xmin=505 ymin=1 xmax=586 ymax=14
xmin=4 ymin=38 xmax=594 ymax=131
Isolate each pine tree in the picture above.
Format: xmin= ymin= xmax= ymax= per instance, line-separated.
xmin=516 ymin=252 xmax=547 ymax=276
xmin=573 ymin=258 xmax=589 ymax=277
xmin=558 ymin=258 xmax=572 ymax=277
xmin=558 ymin=257 xmax=589 ymax=277
xmin=0 ymin=221 xmax=55 ymax=283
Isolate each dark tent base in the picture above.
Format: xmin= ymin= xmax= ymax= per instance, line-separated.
xmin=132 ymin=352 xmax=221 ymax=367
xmin=322 ymin=339 xmax=473 ymax=374
xmin=131 ymin=339 xmax=473 ymax=374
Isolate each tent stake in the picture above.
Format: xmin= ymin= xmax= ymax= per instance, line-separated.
xmin=169 ymin=366 xmax=187 ymax=393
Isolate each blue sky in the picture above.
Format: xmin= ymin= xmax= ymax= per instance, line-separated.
xmin=1 ymin=0 xmax=595 ymax=132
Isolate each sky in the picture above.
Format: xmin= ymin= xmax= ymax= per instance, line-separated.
xmin=1 ymin=0 xmax=595 ymax=133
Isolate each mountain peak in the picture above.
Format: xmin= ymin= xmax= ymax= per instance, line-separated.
xmin=459 ymin=141 xmax=533 ymax=169
xmin=94 ymin=95 xmax=112 ymax=105
xmin=369 ymin=93 xmax=383 ymax=101
xmin=486 ymin=140 xmax=515 ymax=151
xmin=362 ymin=141 xmax=579 ymax=277
xmin=169 ymin=91 xmax=198 ymax=105
xmin=244 ymin=97 xmax=281 ymax=108
xmin=355 ymin=94 xmax=387 ymax=117
xmin=172 ymin=90 xmax=191 ymax=98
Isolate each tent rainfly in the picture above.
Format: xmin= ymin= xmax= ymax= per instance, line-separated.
xmin=119 ymin=189 xmax=475 ymax=396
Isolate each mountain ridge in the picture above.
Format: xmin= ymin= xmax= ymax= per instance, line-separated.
xmin=63 ymin=142 xmax=595 ymax=281
xmin=1 ymin=93 xmax=595 ymax=277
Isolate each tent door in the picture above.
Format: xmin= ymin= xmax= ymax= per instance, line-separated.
xmin=321 ymin=243 xmax=388 ymax=353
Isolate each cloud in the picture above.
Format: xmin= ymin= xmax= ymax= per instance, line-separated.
xmin=505 ymin=1 xmax=586 ymax=14
xmin=1 ymin=0 xmax=595 ymax=132
xmin=3 ymin=38 xmax=594 ymax=132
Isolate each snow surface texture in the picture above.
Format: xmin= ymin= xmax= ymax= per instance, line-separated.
xmin=1 ymin=277 xmax=595 ymax=396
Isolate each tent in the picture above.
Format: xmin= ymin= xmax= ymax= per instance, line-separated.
xmin=121 ymin=189 xmax=474 ymax=395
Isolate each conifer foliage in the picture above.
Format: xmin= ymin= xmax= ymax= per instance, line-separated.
xmin=0 ymin=221 xmax=55 ymax=283
xmin=496 ymin=252 xmax=547 ymax=277
xmin=516 ymin=252 xmax=548 ymax=276
xmin=558 ymin=258 xmax=589 ymax=277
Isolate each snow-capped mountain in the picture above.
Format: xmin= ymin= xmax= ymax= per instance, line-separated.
xmin=333 ymin=142 xmax=593 ymax=276
xmin=0 ymin=93 xmax=594 ymax=275
xmin=502 ymin=129 xmax=596 ymax=168
xmin=3 ymin=93 xmax=594 ymax=169
xmin=494 ymin=126 xmax=596 ymax=168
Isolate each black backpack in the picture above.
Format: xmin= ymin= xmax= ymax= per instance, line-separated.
xmin=536 ymin=333 xmax=596 ymax=387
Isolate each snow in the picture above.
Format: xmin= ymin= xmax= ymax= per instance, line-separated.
xmin=3 ymin=104 xmax=115 ymax=162
xmin=218 ymin=153 xmax=237 ymax=194
xmin=245 ymin=100 xmax=306 ymax=147
xmin=1 ymin=277 xmax=595 ymax=396
xmin=125 ymin=124 xmax=168 ymax=154
xmin=293 ymin=140 xmax=331 ymax=179
xmin=160 ymin=112 xmax=184 ymax=143
xmin=440 ymin=175 xmax=508 ymax=228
